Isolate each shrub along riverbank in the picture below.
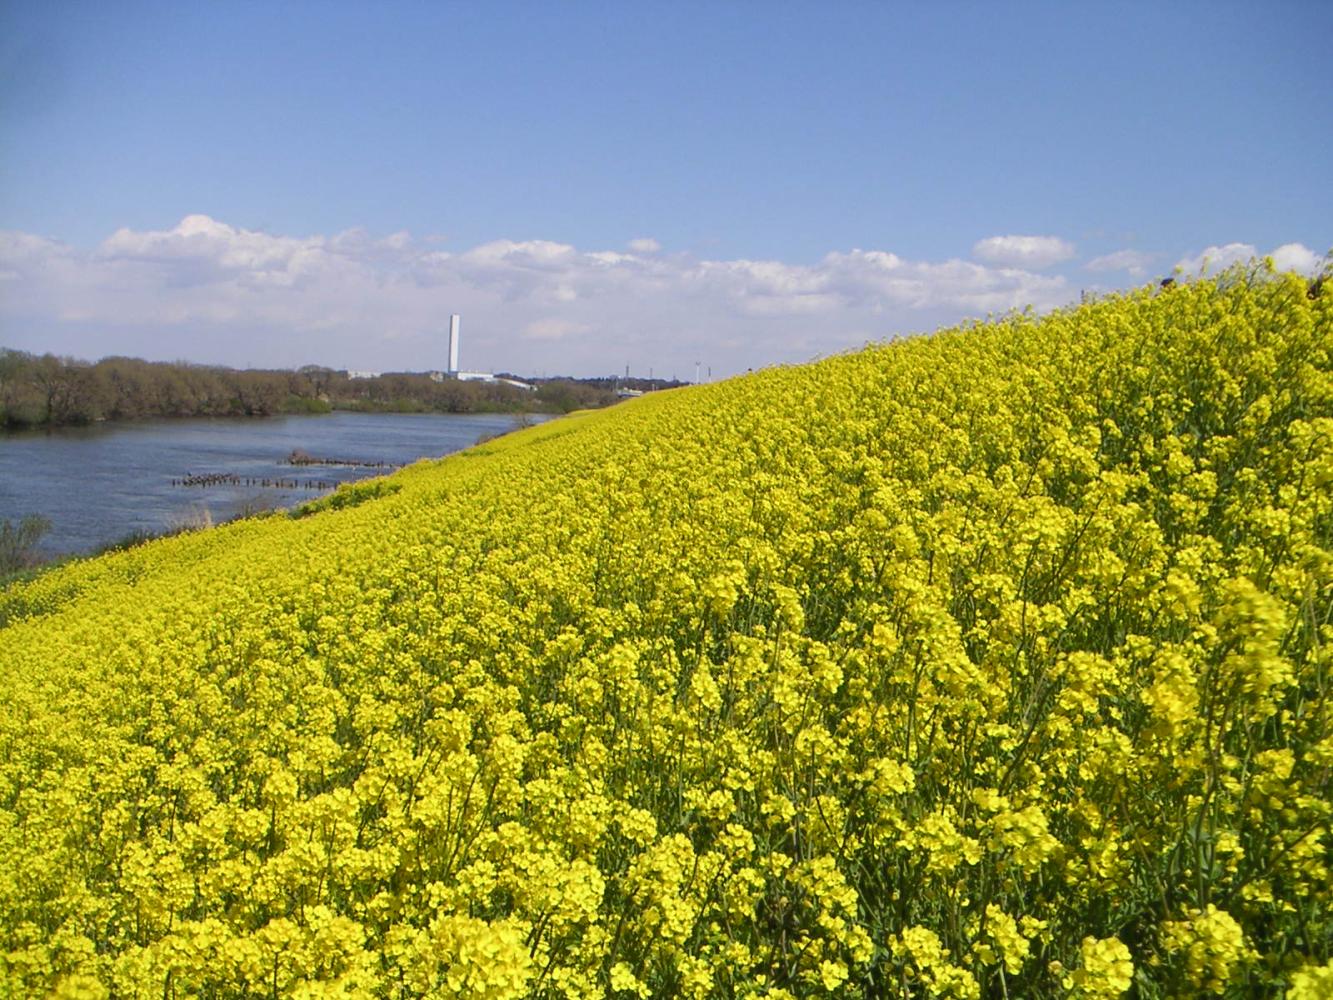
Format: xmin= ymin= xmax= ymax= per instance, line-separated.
xmin=0 ymin=352 xmax=674 ymax=428
xmin=0 ymin=265 xmax=1329 ymax=997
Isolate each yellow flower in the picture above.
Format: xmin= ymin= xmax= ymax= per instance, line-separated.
xmin=1161 ymin=905 xmax=1253 ymax=994
xmin=1063 ymin=936 xmax=1133 ymax=998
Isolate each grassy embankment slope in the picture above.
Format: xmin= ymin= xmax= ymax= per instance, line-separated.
xmin=1 ymin=268 xmax=1330 ymax=998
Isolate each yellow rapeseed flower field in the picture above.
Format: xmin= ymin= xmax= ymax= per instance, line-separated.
xmin=1 ymin=263 xmax=1330 ymax=998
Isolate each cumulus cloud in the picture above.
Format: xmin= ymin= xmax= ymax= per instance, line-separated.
xmin=628 ymin=237 xmax=660 ymax=253
xmin=1 ymin=215 xmax=1079 ymax=377
xmin=1269 ymin=242 xmax=1322 ymax=276
xmin=1085 ymin=249 xmax=1157 ymax=277
xmin=973 ymin=234 xmax=1075 ymax=269
xmin=1174 ymin=241 xmax=1323 ymax=277
xmin=1173 ymin=242 xmax=1258 ymax=275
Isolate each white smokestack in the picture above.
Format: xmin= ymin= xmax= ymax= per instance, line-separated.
xmin=448 ymin=314 xmax=460 ymax=373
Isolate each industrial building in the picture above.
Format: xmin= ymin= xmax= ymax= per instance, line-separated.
xmin=342 ymin=315 xmax=534 ymax=390
xmin=439 ymin=314 xmax=535 ymax=391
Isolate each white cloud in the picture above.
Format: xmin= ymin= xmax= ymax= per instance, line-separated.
xmin=1174 ymin=241 xmax=1322 ymax=277
xmin=1 ymin=215 xmax=1080 ymax=377
xmin=1269 ymin=243 xmax=1322 ymax=276
xmin=1085 ymin=249 xmax=1157 ymax=277
xmin=1173 ymin=242 xmax=1257 ymax=275
xmin=973 ymin=234 xmax=1075 ymax=269
xmin=628 ymin=237 xmax=660 ymax=253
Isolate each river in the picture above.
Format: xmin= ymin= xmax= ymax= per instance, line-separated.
xmin=0 ymin=410 xmax=544 ymax=557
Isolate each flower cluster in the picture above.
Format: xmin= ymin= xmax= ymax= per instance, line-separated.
xmin=1 ymin=263 xmax=1329 ymax=996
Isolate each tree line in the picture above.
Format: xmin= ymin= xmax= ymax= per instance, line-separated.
xmin=0 ymin=350 xmax=633 ymax=429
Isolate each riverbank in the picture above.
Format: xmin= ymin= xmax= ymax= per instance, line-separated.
xmin=0 ymin=348 xmax=677 ymax=430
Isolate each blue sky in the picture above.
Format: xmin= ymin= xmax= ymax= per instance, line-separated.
xmin=2 ymin=0 xmax=1329 ymax=377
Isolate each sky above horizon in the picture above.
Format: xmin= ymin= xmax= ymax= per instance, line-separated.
xmin=2 ymin=0 xmax=1329 ymax=379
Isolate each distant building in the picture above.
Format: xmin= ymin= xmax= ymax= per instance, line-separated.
xmin=345 ymin=370 xmax=380 ymax=380
xmin=453 ymin=370 xmax=535 ymax=391
xmin=440 ymin=316 xmax=534 ymax=389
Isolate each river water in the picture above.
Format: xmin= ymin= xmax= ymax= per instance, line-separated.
xmin=0 ymin=411 xmax=542 ymax=557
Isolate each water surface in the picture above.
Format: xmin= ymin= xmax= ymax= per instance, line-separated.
xmin=0 ymin=411 xmax=539 ymax=556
